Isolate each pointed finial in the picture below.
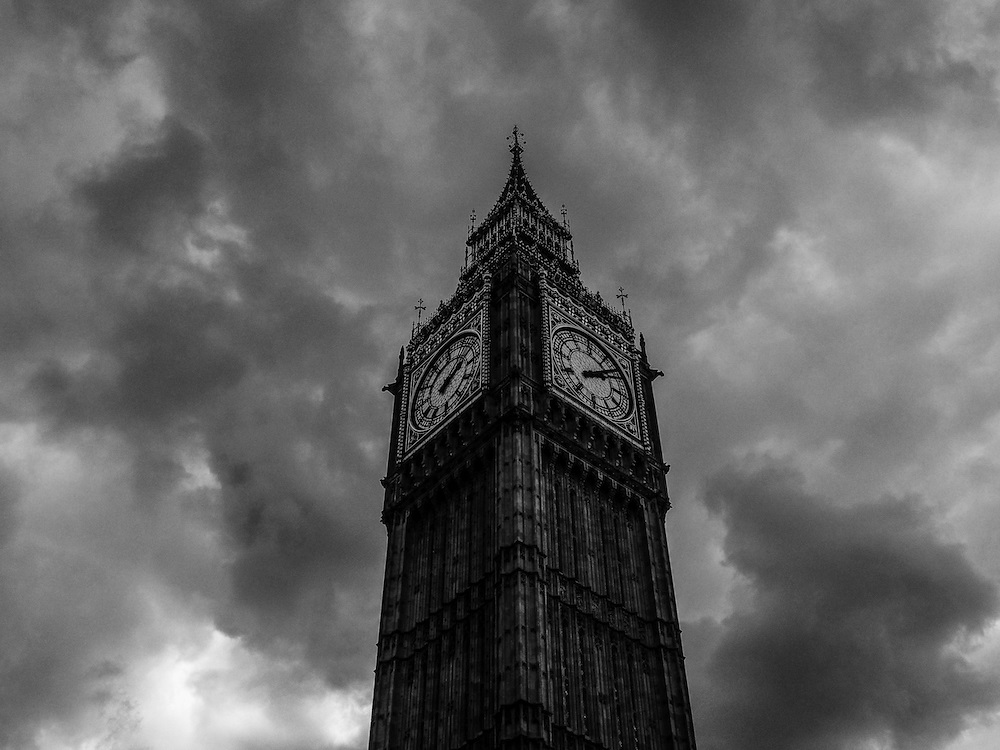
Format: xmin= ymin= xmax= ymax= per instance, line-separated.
xmin=507 ymin=125 xmax=524 ymax=158
xmin=468 ymin=209 xmax=476 ymax=237
xmin=561 ymin=204 xmax=568 ymax=227
xmin=415 ymin=298 xmax=426 ymax=325
xmin=617 ymin=286 xmax=629 ymax=313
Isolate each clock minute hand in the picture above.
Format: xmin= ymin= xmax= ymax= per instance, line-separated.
xmin=438 ymin=362 xmax=461 ymax=393
xmin=581 ymin=368 xmax=619 ymax=379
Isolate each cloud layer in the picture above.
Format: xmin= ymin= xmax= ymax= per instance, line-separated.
xmin=698 ymin=463 xmax=998 ymax=750
xmin=1 ymin=1 xmax=999 ymax=748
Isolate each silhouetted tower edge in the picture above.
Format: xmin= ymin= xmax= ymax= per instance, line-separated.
xmin=370 ymin=128 xmax=697 ymax=750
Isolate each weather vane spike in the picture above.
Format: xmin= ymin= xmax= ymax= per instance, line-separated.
xmin=508 ymin=125 xmax=524 ymax=157
xmin=617 ymin=286 xmax=629 ymax=313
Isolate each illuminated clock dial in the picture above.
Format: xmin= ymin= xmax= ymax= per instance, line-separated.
xmin=411 ymin=333 xmax=482 ymax=431
xmin=552 ymin=327 xmax=633 ymax=421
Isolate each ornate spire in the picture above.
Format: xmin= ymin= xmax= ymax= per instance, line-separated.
xmin=463 ymin=126 xmax=576 ymax=275
xmin=478 ymin=126 xmax=557 ymax=229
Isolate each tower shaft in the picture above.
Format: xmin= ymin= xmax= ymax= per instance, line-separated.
xmin=370 ymin=132 xmax=696 ymax=750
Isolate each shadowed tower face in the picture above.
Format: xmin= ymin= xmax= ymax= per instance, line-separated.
xmin=370 ymin=128 xmax=697 ymax=750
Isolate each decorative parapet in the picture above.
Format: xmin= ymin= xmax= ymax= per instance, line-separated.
xmin=409 ymin=272 xmax=487 ymax=351
xmin=546 ymin=261 xmax=634 ymax=340
xmin=458 ymin=227 xmax=634 ymax=344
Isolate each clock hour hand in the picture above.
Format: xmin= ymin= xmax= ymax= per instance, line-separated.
xmin=581 ymin=368 xmax=619 ymax=379
xmin=438 ymin=362 xmax=461 ymax=393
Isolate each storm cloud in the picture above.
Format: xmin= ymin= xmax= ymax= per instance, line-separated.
xmin=697 ymin=463 xmax=998 ymax=750
xmin=1 ymin=1 xmax=999 ymax=748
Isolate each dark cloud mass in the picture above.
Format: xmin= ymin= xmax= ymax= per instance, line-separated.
xmin=0 ymin=0 xmax=999 ymax=748
xmin=77 ymin=117 xmax=207 ymax=250
xmin=697 ymin=463 xmax=999 ymax=750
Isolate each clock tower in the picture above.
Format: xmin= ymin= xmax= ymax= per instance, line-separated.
xmin=369 ymin=129 xmax=697 ymax=750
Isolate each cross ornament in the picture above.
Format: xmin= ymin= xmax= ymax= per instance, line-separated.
xmin=617 ymin=286 xmax=629 ymax=313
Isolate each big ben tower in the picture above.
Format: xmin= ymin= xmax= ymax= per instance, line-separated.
xmin=369 ymin=129 xmax=697 ymax=750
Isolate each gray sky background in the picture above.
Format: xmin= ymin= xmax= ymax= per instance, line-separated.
xmin=2 ymin=1 xmax=1000 ymax=749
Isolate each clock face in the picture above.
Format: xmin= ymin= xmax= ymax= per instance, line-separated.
xmin=411 ymin=333 xmax=482 ymax=431
xmin=552 ymin=327 xmax=633 ymax=421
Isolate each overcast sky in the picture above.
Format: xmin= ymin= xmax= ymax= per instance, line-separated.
xmin=2 ymin=1 xmax=999 ymax=749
